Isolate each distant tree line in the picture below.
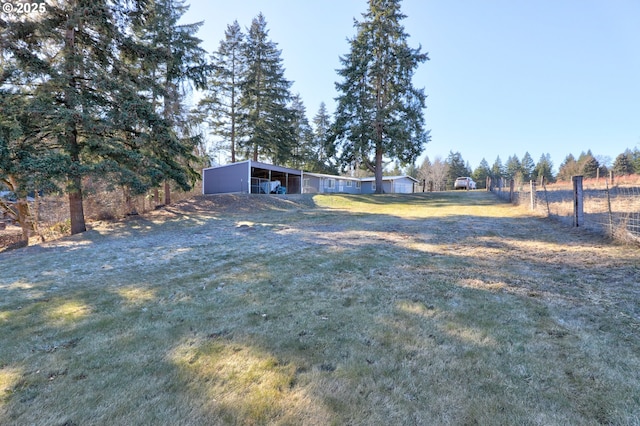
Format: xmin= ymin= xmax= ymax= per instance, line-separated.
xmin=415 ymin=148 xmax=640 ymax=191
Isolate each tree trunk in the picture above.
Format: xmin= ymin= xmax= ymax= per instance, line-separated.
xmin=15 ymin=199 xmax=33 ymax=242
xmin=375 ymin=147 xmax=383 ymax=194
xmin=164 ymin=180 xmax=171 ymax=205
xmin=68 ymin=175 xmax=86 ymax=234
xmin=231 ymin=82 xmax=236 ymax=163
xmin=64 ymin=24 xmax=86 ymax=235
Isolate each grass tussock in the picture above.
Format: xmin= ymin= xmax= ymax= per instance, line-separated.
xmin=1 ymin=191 xmax=639 ymax=425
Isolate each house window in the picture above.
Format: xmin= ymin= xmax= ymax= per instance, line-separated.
xmin=303 ymin=178 xmax=310 ymax=187
xmin=326 ymin=179 xmax=335 ymax=189
xmin=356 ymin=181 xmax=361 ymax=189
xmin=372 ymin=182 xmax=376 ymax=191
xmin=346 ymin=180 xmax=353 ymax=187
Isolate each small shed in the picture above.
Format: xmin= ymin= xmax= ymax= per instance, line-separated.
xmin=202 ymin=160 xmax=302 ymax=195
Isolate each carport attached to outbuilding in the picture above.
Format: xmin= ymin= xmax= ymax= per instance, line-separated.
xmin=202 ymin=160 xmax=302 ymax=195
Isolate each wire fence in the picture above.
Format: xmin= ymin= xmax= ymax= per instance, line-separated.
xmin=492 ymin=176 xmax=640 ymax=244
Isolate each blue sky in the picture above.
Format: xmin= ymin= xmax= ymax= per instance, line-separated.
xmin=182 ymin=0 xmax=640 ymax=172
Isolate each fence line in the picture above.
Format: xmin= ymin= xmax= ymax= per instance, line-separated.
xmin=492 ymin=176 xmax=640 ymax=244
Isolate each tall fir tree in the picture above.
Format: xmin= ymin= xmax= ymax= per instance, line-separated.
xmin=134 ymin=0 xmax=209 ymax=204
xmin=287 ymin=94 xmax=314 ymax=170
xmin=2 ymin=1 xmax=137 ymax=234
xmin=491 ymin=156 xmax=505 ymax=181
xmin=199 ymin=20 xmax=246 ymax=163
xmin=557 ymin=154 xmax=578 ymax=181
xmin=1 ymin=0 xmax=205 ymax=235
xmin=505 ymin=155 xmax=523 ymax=180
xmin=446 ymin=151 xmax=470 ymax=188
xmin=631 ymin=148 xmax=640 ymax=174
xmin=333 ymin=0 xmax=429 ymax=193
xmin=612 ymin=150 xmax=634 ymax=176
xmin=472 ymin=158 xmax=491 ymax=189
xmin=521 ymin=152 xmax=535 ymax=181
xmin=240 ymin=13 xmax=294 ymax=164
xmin=0 ymin=86 xmax=63 ymax=240
xmin=309 ymin=102 xmax=337 ymax=173
xmin=533 ymin=153 xmax=554 ymax=184
xmin=578 ymin=150 xmax=599 ymax=178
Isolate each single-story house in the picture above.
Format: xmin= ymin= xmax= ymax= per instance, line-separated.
xmin=302 ymin=173 xmax=362 ymax=194
xmin=202 ymin=160 xmax=302 ymax=195
xmin=302 ymin=173 xmax=418 ymax=194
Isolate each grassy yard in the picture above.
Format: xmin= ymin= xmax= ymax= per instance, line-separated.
xmin=1 ymin=191 xmax=639 ymax=425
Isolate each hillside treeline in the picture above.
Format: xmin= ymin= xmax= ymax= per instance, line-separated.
xmin=416 ymin=148 xmax=640 ymax=190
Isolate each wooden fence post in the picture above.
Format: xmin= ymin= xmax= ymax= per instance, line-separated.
xmin=573 ymin=175 xmax=584 ymax=227
xmin=509 ymin=179 xmax=515 ymax=202
xmin=530 ymin=180 xmax=536 ymax=210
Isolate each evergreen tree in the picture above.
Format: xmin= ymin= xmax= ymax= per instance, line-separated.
xmin=471 ymin=158 xmax=491 ymax=189
xmin=578 ymin=150 xmax=599 ymax=178
xmin=0 ymin=87 xmax=60 ymax=241
xmin=404 ymin=162 xmax=418 ymax=179
xmin=387 ymin=162 xmax=403 ymax=176
xmin=505 ymin=154 xmax=523 ymax=182
xmin=533 ymin=153 xmax=554 ymax=184
xmin=446 ymin=151 xmax=470 ymax=189
xmin=2 ymin=1 xmax=133 ymax=234
xmin=631 ymin=148 xmax=640 ymax=174
xmin=1 ymin=1 xmax=204 ymax=234
xmin=332 ymin=0 xmax=429 ymax=193
xmin=491 ymin=156 xmax=505 ymax=181
xmin=199 ymin=20 xmax=246 ymax=163
xmin=240 ymin=13 xmax=295 ymax=164
xmin=134 ymin=0 xmax=209 ymax=204
xmin=613 ymin=150 xmax=634 ymax=176
xmin=309 ymin=102 xmax=337 ymax=173
xmin=557 ymin=154 xmax=578 ymax=181
xmin=287 ymin=94 xmax=314 ymax=170
xmin=521 ymin=152 xmax=535 ymax=181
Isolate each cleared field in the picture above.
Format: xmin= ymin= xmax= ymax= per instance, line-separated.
xmin=1 ymin=192 xmax=639 ymax=425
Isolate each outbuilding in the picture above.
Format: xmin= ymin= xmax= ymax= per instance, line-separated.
xmin=202 ymin=160 xmax=302 ymax=195
xmin=358 ymin=176 xmax=419 ymax=194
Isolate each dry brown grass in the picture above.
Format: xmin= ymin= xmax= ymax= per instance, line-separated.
xmin=1 ymin=192 xmax=639 ymax=425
